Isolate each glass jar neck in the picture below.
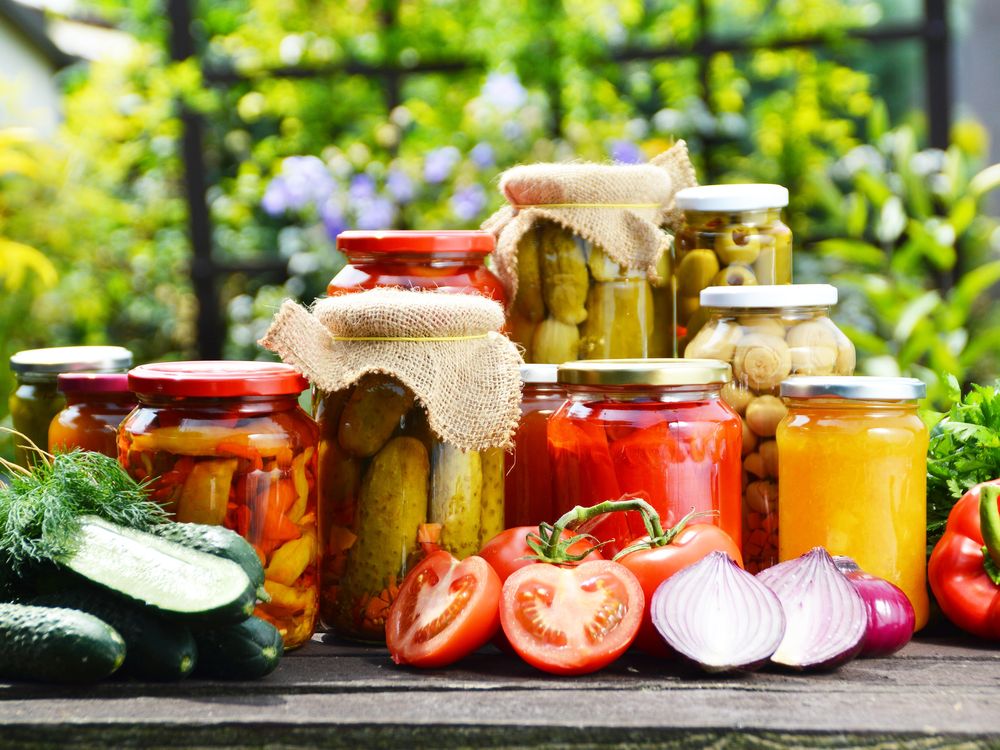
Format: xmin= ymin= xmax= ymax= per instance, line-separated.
xmin=683 ymin=208 xmax=783 ymax=227
xmin=345 ymin=249 xmax=487 ymax=267
xmin=523 ymin=383 xmax=564 ymax=398
xmin=711 ymin=305 xmax=831 ymax=317
xmin=135 ymin=393 xmax=300 ymax=415
xmin=64 ymin=392 xmax=137 ymax=407
xmin=567 ymin=384 xmax=723 ymax=402
xmin=15 ymin=372 xmax=59 ymax=387
xmin=784 ymin=398 xmax=919 ymax=415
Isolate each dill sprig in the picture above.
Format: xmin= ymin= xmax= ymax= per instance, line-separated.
xmin=0 ymin=448 xmax=167 ymax=574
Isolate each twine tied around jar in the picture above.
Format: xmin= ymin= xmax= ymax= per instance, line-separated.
xmin=481 ymin=142 xmax=698 ymax=298
xmin=259 ymin=288 xmax=523 ymax=451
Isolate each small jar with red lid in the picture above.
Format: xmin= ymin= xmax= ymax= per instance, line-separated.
xmin=118 ymin=361 xmax=319 ymax=649
xmin=48 ymin=374 xmax=136 ymax=457
xmin=328 ymin=230 xmax=507 ymax=306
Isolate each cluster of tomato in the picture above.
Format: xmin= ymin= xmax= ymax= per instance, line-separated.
xmin=384 ymin=515 xmax=741 ymax=675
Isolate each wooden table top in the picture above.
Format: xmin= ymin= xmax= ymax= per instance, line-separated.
xmin=1 ymin=634 xmax=999 ymax=748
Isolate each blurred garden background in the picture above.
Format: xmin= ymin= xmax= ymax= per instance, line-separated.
xmin=1 ymin=0 xmax=999 ymax=446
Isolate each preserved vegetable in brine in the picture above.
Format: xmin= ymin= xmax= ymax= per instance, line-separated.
xmin=49 ymin=374 xmax=136 ymax=458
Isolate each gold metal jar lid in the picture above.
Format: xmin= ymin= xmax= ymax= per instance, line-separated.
xmin=558 ymin=358 xmax=732 ymax=387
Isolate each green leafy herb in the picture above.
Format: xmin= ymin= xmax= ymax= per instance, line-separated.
xmin=0 ymin=449 xmax=167 ymax=575
xmin=927 ymin=375 xmax=1000 ymax=554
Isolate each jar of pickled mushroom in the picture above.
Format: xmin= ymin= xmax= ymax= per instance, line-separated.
xmin=683 ymin=285 xmax=855 ymax=572
xmin=776 ymin=377 xmax=929 ymax=629
xmin=258 ymin=288 xmax=522 ymax=642
xmin=549 ymin=359 xmax=742 ymax=556
xmin=49 ymin=374 xmax=136 ymax=457
xmin=505 ymin=364 xmax=566 ymax=528
xmin=674 ymin=184 xmax=792 ymax=350
xmin=328 ymin=230 xmax=507 ymax=306
xmin=9 ymin=346 xmax=133 ymax=466
xmin=483 ymin=144 xmax=697 ymax=362
xmin=119 ymin=361 xmax=319 ymax=649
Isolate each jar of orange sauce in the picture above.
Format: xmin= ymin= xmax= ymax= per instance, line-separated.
xmin=49 ymin=373 xmax=135 ymax=457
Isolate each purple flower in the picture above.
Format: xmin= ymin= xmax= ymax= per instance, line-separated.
xmin=319 ymin=197 xmax=347 ymax=240
xmin=610 ymin=140 xmax=644 ymax=164
xmin=469 ymin=143 xmax=495 ymax=169
xmin=349 ymin=173 xmax=377 ymax=201
xmin=262 ymin=155 xmax=335 ymax=214
xmin=355 ymin=197 xmax=396 ymax=230
xmin=450 ymin=184 xmax=487 ymax=222
xmin=386 ymin=169 xmax=415 ymax=203
xmin=424 ymin=146 xmax=461 ymax=184
xmin=481 ymin=71 xmax=527 ymax=112
xmin=261 ymin=177 xmax=291 ymax=215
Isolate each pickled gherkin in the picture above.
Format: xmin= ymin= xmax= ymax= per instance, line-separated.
xmin=429 ymin=444 xmax=482 ymax=557
xmin=539 ymin=223 xmax=589 ymax=325
xmin=514 ymin=229 xmax=546 ymax=323
xmin=478 ymin=448 xmax=505 ymax=546
xmin=338 ymin=374 xmax=415 ymax=457
xmin=532 ymin=318 xmax=580 ymax=364
xmin=579 ymin=279 xmax=655 ymax=359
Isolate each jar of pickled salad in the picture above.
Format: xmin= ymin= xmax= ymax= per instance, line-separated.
xmin=119 ymin=361 xmax=319 ymax=649
xmin=505 ymin=364 xmax=565 ymax=528
xmin=776 ymin=376 xmax=929 ymax=629
xmin=328 ymin=230 xmax=507 ymax=306
xmin=684 ymin=284 xmax=855 ymax=572
xmin=674 ymin=184 xmax=792 ymax=350
xmin=49 ymin=374 xmax=136 ymax=457
xmin=549 ymin=359 xmax=742 ymax=556
xmin=9 ymin=346 xmax=133 ymax=466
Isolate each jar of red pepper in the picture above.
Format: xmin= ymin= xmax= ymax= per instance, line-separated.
xmin=49 ymin=373 xmax=136 ymax=457
xmin=549 ymin=359 xmax=742 ymax=556
xmin=118 ymin=361 xmax=319 ymax=649
xmin=328 ymin=230 xmax=507 ymax=306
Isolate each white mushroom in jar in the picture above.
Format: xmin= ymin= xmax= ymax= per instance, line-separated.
xmin=732 ymin=333 xmax=792 ymax=391
xmin=745 ymin=395 xmax=788 ymax=438
xmin=786 ymin=319 xmax=838 ymax=375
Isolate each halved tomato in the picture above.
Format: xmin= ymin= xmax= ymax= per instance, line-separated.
xmin=500 ymin=560 xmax=643 ymax=675
xmin=386 ymin=551 xmax=501 ymax=668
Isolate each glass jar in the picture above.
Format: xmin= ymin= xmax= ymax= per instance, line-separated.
xmin=684 ymin=285 xmax=855 ymax=572
xmin=776 ymin=377 xmax=929 ymax=630
xmin=549 ymin=359 xmax=742 ymax=556
xmin=674 ymin=184 xmax=792 ymax=350
xmin=316 ymin=373 xmax=504 ymax=642
xmin=328 ymin=230 xmax=507 ymax=306
xmin=505 ymin=364 xmax=565 ymax=528
xmin=9 ymin=346 xmax=133 ymax=466
xmin=508 ymin=221 xmax=672 ymax=364
xmin=49 ymin=374 xmax=136 ymax=457
xmin=118 ymin=362 xmax=319 ymax=649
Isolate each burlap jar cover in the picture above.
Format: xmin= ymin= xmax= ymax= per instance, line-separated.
xmin=259 ymin=287 xmax=522 ymax=451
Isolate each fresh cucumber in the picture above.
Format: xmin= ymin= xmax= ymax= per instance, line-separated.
xmin=193 ymin=616 xmax=284 ymax=680
xmin=31 ymin=586 xmax=197 ymax=681
xmin=0 ymin=603 xmax=125 ymax=683
xmin=58 ymin=516 xmax=256 ymax=626
xmin=151 ymin=522 xmax=265 ymax=591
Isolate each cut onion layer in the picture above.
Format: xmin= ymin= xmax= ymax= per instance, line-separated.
xmin=833 ymin=556 xmax=915 ymax=658
xmin=757 ymin=547 xmax=867 ymax=671
xmin=650 ymin=551 xmax=785 ymax=673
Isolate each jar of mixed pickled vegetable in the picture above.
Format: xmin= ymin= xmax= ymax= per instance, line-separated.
xmin=549 ymin=359 xmax=742 ymax=556
xmin=777 ymin=377 xmax=929 ymax=629
xmin=328 ymin=230 xmax=507 ymax=306
xmin=505 ymin=364 xmax=565 ymax=528
xmin=674 ymin=185 xmax=792 ymax=350
xmin=684 ymin=285 xmax=855 ymax=572
xmin=316 ymin=374 xmax=505 ymax=641
xmin=49 ymin=374 xmax=135 ymax=457
xmin=9 ymin=346 xmax=133 ymax=466
xmin=507 ymin=221 xmax=673 ymax=363
xmin=119 ymin=362 xmax=319 ymax=649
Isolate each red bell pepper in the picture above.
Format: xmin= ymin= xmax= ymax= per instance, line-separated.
xmin=928 ymin=480 xmax=1000 ymax=639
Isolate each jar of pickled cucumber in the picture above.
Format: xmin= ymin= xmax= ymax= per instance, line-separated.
xmin=258 ymin=287 xmax=522 ymax=643
xmin=549 ymin=359 xmax=742 ymax=556
xmin=118 ymin=362 xmax=319 ymax=649
xmin=505 ymin=364 xmax=565 ymax=528
xmin=674 ymin=184 xmax=792 ymax=350
xmin=49 ymin=374 xmax=136 ymax=457
xmin=9 ymin=346 xmax=133 ymax=466
xmin=683 ymin=285 xmax=855 ymax=572
xmin=328 ymin=230 xmax=507 ymax=307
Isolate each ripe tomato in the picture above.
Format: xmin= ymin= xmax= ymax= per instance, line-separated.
xmin=618 ymin=524 xmax=743 ymax=656
xmin=386 ymin=550 xmax=501 ymax=668
xmin=500 ymin=560 xmax=643 ymax=675
xmin=479 ymin=526 xmax=604 ymax=583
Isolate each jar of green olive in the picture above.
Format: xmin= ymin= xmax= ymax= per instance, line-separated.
xmin=674 ymin=184 xmax=792 ymax=351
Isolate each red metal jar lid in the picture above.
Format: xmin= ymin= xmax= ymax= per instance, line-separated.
xmin=58 ymin=373 xmax=132 ymax=395
xmin=337 ymin=230 xmax=495 ymax=255
xmin=128 ymin=361 xmax=308 ymax=398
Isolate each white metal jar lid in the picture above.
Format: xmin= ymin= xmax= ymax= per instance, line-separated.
xmin=520 ymin=364 xmax=559 ymax=384
xmin=780 ymin=376 xmax=927 ymax=401
xmin=676 ymin=184 xmax=789 ymax=212
xmin=700 ymin=284 xmax=838 ymax=309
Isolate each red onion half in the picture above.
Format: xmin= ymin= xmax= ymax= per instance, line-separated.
xmin=833 ymin=556 xmax=915 ymax=657
xmin=650 ymin=551 xmax=785 ymax=673
xmin=757 ymin=547 xmax=867 ymax=671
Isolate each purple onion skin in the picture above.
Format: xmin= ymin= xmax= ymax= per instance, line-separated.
xmin=832 ymin=556 xmax=915 ymax=658
xmin=757 ymin=547 xmax=867 ymax=671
